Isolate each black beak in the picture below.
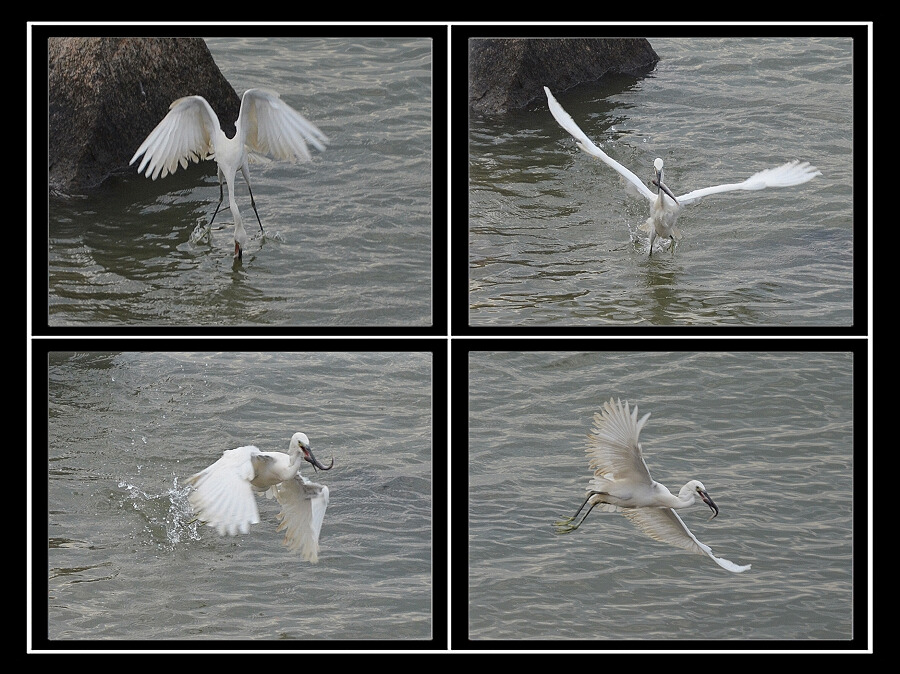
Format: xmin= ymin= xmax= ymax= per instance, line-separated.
xmin=698 ymin=488 xmax=719 ymax=520
xmin=303 ymin=446 xmax=334 ymax=472
xmin=652 ymin=178 xmax=679 ymax=205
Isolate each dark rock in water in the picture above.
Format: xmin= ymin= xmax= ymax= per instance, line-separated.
xmin=468 ymin=38 xmax=660 ymax=114
xmin=48 ymin=37 xmax=240 ymax=195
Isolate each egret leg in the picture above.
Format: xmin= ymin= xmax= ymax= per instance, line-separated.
xmin=246 ymin=184 xmax=264 ymax=235
xmin=648 ymin=230 xmax=656 ymax=258
xmin=554 ymin=490 xmax=604 ymax=534
xmin=241 ymin=164 xmax=265 ymax=236
xmin=208 ymin=171 xmax=225 ymax=228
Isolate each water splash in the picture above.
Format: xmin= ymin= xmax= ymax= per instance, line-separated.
xmin=189 ymin=222 xmax=212 ymax=244
xmin=119 ymin=476 xmax=201 ymax=550
xmin=260 ymin=230 xmax=286 ymax=244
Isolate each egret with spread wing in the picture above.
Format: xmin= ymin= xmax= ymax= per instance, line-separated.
xmin=186 ymin=432 xmax=333 ymax=563
xmin=544 ymin=86 xmax=820 ymax=256
xmin=131 ymin=88 xmax=328 ymax=260
xmin=556 ymin=398 xmax=750 ymax=573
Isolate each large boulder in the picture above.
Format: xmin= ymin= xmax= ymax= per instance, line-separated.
xmin=469 ymin=38 xmax=660 ymax=114
xmin=48 ymin=37 xmax=240 ymax=195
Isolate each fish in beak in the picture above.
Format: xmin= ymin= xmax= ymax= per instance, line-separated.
xmin=652 ymin=177 xmax=679 ymax=206
xmin=697 ymin=486 xmax=719 ymax=520
xmin=302 ymin=445 xmax=334 ymax=472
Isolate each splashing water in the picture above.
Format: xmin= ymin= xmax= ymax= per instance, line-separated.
xmin=119 ymin=476 xmax=200 ymax=550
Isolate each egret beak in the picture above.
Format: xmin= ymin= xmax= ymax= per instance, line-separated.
xmin=698 ymin=488 xmax=719 ymax=520
xmin=302 ymin=446 xmax=334 ymax=472
xmin=652 ymin=178 xmax=679 ymax=206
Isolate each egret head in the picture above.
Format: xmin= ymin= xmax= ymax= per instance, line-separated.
xmin=680 ymin=480 xmax=718 ymax=518
xmin=651 ymin=158 xmax=678 ymax=205
xmin=290 ymin=432 xmax=334 ymax=472
xmin=233 ymin=221 xmax=249 ymax=260
xmin=694 ymin=481 xmax=719 ymax=519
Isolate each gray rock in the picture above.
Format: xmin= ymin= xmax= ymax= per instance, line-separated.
xmin=468 ymin=38 xmax=659 ymax=114
xmin=48 ymin=37 xmax=240 ymax=195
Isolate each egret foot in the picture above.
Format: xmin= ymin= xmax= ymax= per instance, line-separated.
xmin=554 ymin=518 xmax=582 ymax=534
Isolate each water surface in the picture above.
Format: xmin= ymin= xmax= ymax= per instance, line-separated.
xmin=464 ymin=349 xmax=856 ymax=642
xmin=468 ymin=37 xmax=855 ymax=327
xmin=44 ymin=349 xmax=436 ymax=642
xmin=47 ymin=35 xmax=435 ymax=328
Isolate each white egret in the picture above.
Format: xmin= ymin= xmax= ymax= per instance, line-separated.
xmin=544 ymin=86 xmax=821 ymax=256
xmin=556 ymin=398 xmax=751 ymax=573
xmin=186 ymin=432 xmax=333 ymax=563
xmin=130 ymin=88 xmax=328 ymax=260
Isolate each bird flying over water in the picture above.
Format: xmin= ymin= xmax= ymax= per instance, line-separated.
xmin=556 ymin=398 xmax=750 ymax=572
xmin=187 ymin=432 xmax=333 ymax=562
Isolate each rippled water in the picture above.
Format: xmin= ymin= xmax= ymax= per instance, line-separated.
xmin=467 ymin=37 xmax=856 ymax=326
xmin=46 ymin=34 xmax=435 ymax=327
xmin=462 ymin=348 xmax=859 ymax=643
xmin=43 ymin=349 xmax=436 ymax=642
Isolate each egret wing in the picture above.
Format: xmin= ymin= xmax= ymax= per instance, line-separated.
xmin=586 ymin=397 xmax=654 ymax=485
xmin=238 ymin=88 xmax=329 ymax=163
xmin=676 ymin=160 xmax=821 ymax=206
xmin=544 ymin=87 xmax=655 ymax=202
xmin=622 ymin=507 xmax=751 ymax=573
xmin=186 ymin=446 xmax=260 ymax=537
xmin=269 ymin=474 xmax=330 ymax=563
xmin=130 ymin=96 xmax=220 ymax=180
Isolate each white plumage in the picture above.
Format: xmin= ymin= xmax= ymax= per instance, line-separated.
xmin=186 ymin=432 xmax=333 ymax=563
xmin=131 ymin=88 xmax=328 ymax=259
xmin=556 ymin=398 xmax=750 ymax=573
xmin=544 ymin=86 xmax=821 ymax=256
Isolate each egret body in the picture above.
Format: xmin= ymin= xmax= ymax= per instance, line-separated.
xmin=556 ymin=398 xmax=750 ymax=573
xmin=186 ymin=432 xmax=333 ymax=562
xmin=131 ymin=88 xmax=328 ymax=260
xmin=544 ymin=87 xmax=820 ymax=256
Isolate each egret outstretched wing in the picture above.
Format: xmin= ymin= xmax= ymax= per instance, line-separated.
xmin=676 ymin=160 xmax=822 ymax=206
xmin=269 ymin=476 xmax=330 ymax=563
xmin=623 ymin=507 xmax=751 ymax=573
xmin=544 ymin=86 xmax=655 ymax=202
xmin=586 ymin=397 xmax=653 ymax=485
xmin=130 ymin=96 xmax=220 ymax=180
xmin=238 ymin=88 xmax=329 ymax=163
xmin=186 ymin=445 xmax=261 ymax=536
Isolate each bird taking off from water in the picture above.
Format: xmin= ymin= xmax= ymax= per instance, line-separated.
xmin=131 ymin=88 xmax=328 ymax=260
xmin=186 ymin=432 xmax=333 ymax=563
xmin=544 ymin=86 xmax=821 ymax=257
xmin=555 ymin=398 xmax=751 ymax=573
